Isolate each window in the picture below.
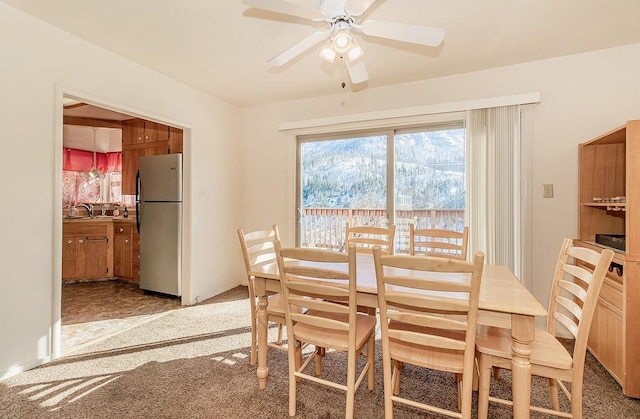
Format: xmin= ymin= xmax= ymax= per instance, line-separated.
xmin=62 ymin=148 xmax=124 ymax=207
xmin=297 ymin=122 xmax=465 ymax=253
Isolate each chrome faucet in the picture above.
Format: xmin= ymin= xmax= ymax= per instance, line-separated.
xmin=78 ymin=203 xmax=93 ymax=218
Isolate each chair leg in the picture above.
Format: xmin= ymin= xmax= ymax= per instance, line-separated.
xmin=383 ymin=352 xmax=394 ymax=419
xmin=477 ymin=354 xmax=492 ymax=419
xmin=570 ymin=379 xmax=583 ymax=419
xmin=276 ymin=323 xmax=284 ymax=345
xmin=295 ymin=341 xmax=303 ymax=383
xmin=492 ymin=366 xmax=501 ymax=379
xmin=548 ymin=378 xmax=560 ymax=411
xmin=345 ymin=349 xmax=357 ymax=419
xmin=392 ymin=360 xmax=403 ymax=396
xmin=472 ymin=357 xmax=479 ymax=391
xmin=367 ymin=335 xmax=375 ymax=390
xmin=250 ymin=313 xmax=257 ymax=366
xmin=315 ymin=346 xmax=324 ymax=376
xmin=288 ymin=341 xmax=301 ymax=417
xmin=460 ymin=371 xmax=474 ymax=419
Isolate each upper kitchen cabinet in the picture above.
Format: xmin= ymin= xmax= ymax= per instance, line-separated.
xmin=122 ymin=119 xmax=170 ymax=145
xmin=169 ymin=126 xmax=183 ymax=154
xmin=121 ymin=118 xmax=183 ymax=194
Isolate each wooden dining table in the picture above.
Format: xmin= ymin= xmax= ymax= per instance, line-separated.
xmin=250 ymin=253 xmax=547 ymax=419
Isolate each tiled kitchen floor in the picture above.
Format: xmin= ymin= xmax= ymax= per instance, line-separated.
xmin=61 ymin=280 xmax=182 ymax=353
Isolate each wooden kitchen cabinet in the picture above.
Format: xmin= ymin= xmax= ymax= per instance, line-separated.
xmin=113 ymin=221 xmax=139 ymax=282
xmin=121 ymin=118 xmax=183 ymax=194
xmin=169 ymin=126 xmax=183 ymax=154
xmin=121 ymin=147 xmax=146 ymax=194
xmin=122 ymin=119 xmax=169 ymax=145
xmin=122 ymin=119 xmax=145 ymax=146
xmin=62 ymin=221 xmax=112 ymax=281
xmin=574 ymin=120 xmax=640 ymax=398
xmin=62 ymin=235 xmax=77 ymax=279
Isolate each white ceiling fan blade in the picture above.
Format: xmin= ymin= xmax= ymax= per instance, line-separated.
xmin=360 ymin=19 xmax=445 ymax=47
xmin=268 ymin=31 xmax=330 ymax=67
xmin=345 ymin=0 xmax=377 ymax=17
xmin=345 ymin=59 xmax=369 ymax=84
xmin=242 ymin=0 xmax=325 ymax=21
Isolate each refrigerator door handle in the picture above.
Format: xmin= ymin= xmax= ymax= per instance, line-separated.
xmin=136 ymin=169 xmax=141 ymax=234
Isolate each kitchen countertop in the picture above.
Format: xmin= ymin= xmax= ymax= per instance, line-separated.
xmin=63 ymin=216 xmax=136 ymax=223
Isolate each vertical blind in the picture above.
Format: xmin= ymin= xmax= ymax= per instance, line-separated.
xmin=467 ymin=105 xmax=522 ymax=277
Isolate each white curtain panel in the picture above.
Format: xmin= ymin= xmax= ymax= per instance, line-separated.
xmin=467 ymin=105 xmax=523 ymax=277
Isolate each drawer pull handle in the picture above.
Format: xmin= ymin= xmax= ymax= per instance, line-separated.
xmin=67 ymin=239 xmax=72 ymax=244
xmin=119 ymin=228 xmax=124 ymax=232
xmin=608 ymin=262 xmax=623 ymax=276
xmin=85 ymin=237 xmax=109 ymax=243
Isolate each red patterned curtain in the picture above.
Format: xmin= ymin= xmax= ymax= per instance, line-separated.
xmin=62 ymin=149 xmax=123 ymax=207
xmin=62 ymin=148 xmax=122 ymax=172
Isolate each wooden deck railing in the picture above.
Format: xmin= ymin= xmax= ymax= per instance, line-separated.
xmin=300 ymin=208 xmax=465 ymax=254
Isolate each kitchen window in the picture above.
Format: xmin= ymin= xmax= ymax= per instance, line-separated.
xmin=62 ymin=148 xmax=123 ymax=207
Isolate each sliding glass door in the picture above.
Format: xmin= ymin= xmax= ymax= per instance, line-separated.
xmin=296 ymin=123 xmax=466 ymax=253
xmin=298 ymin=132 xmax=388 ymax=251
xmin=394 ymin=126 xmax=466 ymax=253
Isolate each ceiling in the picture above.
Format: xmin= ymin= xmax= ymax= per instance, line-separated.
xmin=4 ymin=0 xmax=640 ymax=107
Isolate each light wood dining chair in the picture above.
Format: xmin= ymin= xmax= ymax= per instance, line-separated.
xmin=275 ymin=241 xmax=376 ymax=419
xmin=373 ymin=246 xmax=485 ymax=419
xmin=345 ymin=222 xmax=396 ymax=254
xmin=475 ymin=238 xmax=615 ymax=419
xmin=409 ymin=224 xmax=469 ymax=260
xmin=237 ymin=225 xmax=296 ymax=366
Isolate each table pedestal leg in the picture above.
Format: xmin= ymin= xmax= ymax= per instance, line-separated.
xmin=511 ymin=315 xmax=534 ymax=419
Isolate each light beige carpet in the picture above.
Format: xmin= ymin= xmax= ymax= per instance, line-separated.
xmin=2 ymin=286 xmax=639 ymax=418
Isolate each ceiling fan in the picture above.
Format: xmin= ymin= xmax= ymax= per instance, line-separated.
xmin=242 ymin=0 xmax=445 ymax=84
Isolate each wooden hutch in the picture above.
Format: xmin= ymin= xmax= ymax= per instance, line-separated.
xmin=575 ymin=120 xmax=640 ymax=397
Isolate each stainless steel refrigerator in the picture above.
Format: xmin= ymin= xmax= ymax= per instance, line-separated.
xmin=137 ymin=153 xmax=182 ymax=296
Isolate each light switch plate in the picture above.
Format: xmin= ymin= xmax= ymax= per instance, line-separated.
xmin=543 ymin=184 xmax=554 ymax=198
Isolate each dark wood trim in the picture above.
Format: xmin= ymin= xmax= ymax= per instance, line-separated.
xmin=64 ymin=116 xmax=123 ymax=129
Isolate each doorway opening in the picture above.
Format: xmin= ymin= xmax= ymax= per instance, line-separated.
xmin=57 ymin=95 xmax=187 ymax=355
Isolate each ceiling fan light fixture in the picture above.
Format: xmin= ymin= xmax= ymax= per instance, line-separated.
xmin=346 ymin=38 xmax=364 ymax=62
xmin=319 ymin=39 xmax=337 ymax=62
xmin=333 ymin=29 xmax=351 ymax=53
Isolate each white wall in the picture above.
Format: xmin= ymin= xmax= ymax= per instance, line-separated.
xmin=4 ymin=0 xmax=640 ymax=381
xmin=241 ymin=43 xmax=640 ymax=327
xmin=0 ymin=4 xmax=245 ymax=378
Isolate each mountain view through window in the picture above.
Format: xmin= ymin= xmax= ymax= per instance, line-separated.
xmin=298 ymin=127 xmax=465 ymax=251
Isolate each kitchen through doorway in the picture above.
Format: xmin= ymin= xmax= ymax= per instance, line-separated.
xmin=59 ymin=96 xmax=186 ymax=354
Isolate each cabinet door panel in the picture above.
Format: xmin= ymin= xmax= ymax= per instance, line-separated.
xmin=169 ymin=126 xmax=183 ymax=154
xmin=589 ymin=299 xmax=624 ymax=384
xmin=144 ymin=121 xmax=169 ymax=143
xmin=62 ymin=236 xmax=76 ymax=279
xmin=76 ymin=235 xmax=109 ymax=278
xmin=122 ymin=148 xmax=146 ymax=195
xmin=114 ymin=234 xmax=132 ymax=278
xmin=122 ymin=120 xmax=145 ymax=145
